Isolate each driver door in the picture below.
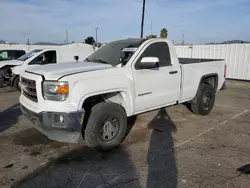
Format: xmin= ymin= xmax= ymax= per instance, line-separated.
xmin=133 ymin=41 xmax=181 ymax=113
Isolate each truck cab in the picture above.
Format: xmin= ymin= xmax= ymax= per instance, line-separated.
xmin=19 ymin=38 xmax=226 ymax=151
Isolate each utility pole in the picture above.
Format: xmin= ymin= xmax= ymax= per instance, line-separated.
xmin=95 ymin=27 xmax=98 ymax=46
xmin=26 ymin=38 xmax=30 ymax=45
xmin=140 ymin=0 xmax=146 ymax=38
xmin=182 ymin=34 xmax=185 ymax=45
xmin=150 ymin=20 xmax=152 ymax=35
xmin=66 ymin=30 xmax=68 ymax=44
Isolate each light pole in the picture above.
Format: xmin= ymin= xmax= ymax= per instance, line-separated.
xmin=182 ymin=34 xmax=185 ymax=45
xmin=95 ymin=27 xmax=98 ymax=46
xmin=66 ymin=29 xmax=68 ymax=44
xmin=140 ymin=0 xmax=146 ymax=38
xmin=150 ymin=20 xmax=152 ymax=35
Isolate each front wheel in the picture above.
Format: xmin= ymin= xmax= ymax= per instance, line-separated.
xmin=189 ymin=84 xmax=215 ymax=115
xmin=13 ymin=76 xmax=21 ymax=91
xmin=84 ymin=102 xmax=127 ymax=151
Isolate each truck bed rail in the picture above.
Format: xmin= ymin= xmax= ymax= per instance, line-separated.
xmin=179 ymin=58 xmax=224 ymax=64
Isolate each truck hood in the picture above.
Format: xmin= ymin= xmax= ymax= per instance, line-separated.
xmin=0 ymin=60 xmax=23 ymax=68
xmin=26 ymin=61 xmax=113 ymax=80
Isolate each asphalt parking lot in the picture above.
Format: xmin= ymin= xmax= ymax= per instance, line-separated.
xmin=0 ymin=80 xmax=250 ymax=188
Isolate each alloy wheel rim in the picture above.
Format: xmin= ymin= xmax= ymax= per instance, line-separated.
xmin=100 ymin=116 xmax=119 ymax=141
xmin=203 ymin=91 xmax=212 ymax=110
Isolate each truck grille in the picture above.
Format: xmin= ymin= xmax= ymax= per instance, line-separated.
xmin=20 ymin=77 xmax=38 ymax=102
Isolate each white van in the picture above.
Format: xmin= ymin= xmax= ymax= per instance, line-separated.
xmin=0 ymin=44 xmax=95 ymax=89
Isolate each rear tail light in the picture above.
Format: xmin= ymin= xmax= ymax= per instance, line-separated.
xmin=224 ymin=64 xmax=227 ymax=78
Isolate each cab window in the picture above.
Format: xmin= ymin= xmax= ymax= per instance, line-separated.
xmin=135 ymin=42 xmax=171 ymax=69
xmin=29 ymin=51 xmax=57 ymax=65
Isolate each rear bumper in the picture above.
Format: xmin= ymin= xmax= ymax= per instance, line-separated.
xmin=20 ymin=104 xmax=85 ymax=143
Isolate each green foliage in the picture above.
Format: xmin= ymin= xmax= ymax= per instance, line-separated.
xmin=146 ymin=34 xmax=157 ymax=39
xmin=160 ymin=28 xmax=168 ymax=38
xmin=85 ymin=36 xmax=95 ymax=45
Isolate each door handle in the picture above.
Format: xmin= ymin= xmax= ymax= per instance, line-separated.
xmin=169 ymin=71 xmax=178 ymax=74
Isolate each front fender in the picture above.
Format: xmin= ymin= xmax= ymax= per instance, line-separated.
xmin=0 ymin=60 xmax=22 ymax=68
xmin=69 ymin=75 xmax=135 ymax=116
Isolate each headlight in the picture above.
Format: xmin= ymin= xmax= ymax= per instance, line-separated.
xmin=43 ymin=81 xmax=69 ymax=101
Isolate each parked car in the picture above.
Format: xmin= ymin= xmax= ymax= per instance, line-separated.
xmin=0 ymin=50 xmax=26 ymax=61
xmin=0 ymin=45 xmax=94 ymax=89
xmin=19 ymin=38 xmax=226 ymax=151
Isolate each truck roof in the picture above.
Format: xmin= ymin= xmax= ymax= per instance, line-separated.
xmin=110 ymin=38 xmax=148 ymax=44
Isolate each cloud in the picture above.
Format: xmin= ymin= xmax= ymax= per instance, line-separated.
xmin=0 ymin=0 xmax=250 ymax=44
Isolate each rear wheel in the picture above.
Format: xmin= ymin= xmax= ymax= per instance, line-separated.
xmin=189 ymin=84 xmax=215 ymax=115
xmin=84 ymin=102 xmax=127 ymax=151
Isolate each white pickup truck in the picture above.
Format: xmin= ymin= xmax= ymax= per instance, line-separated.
xmin=19 ymin=38 xmax=226 ymax=151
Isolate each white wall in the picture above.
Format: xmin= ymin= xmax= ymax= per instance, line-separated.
xmin=0 ymin=44 xmax=58 ymax=52
xmin=2 ymin=43 xmax=249 ymax=80
xmin=175 ymin=44 xmax=250 ymax=80
xmin=0 ymin=43 xmax=97 ymax=53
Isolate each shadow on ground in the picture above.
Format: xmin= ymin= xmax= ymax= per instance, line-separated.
xmin=0 ymin=87 xmax=17 ymax=93
xmin=12 ymin=128 xmax=54 ymax=146
xmin=12 ymin=109 xmax=177 ymax=188
xmin=147 ymin=109 xmax=177 ymax=188
xmin=0 ymin=103 xmax=22 ymax=132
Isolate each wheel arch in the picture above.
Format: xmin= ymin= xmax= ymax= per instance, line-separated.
xmin=190 ymin=73 xmax=218 ymax=104
xmin=10 ymin=74 xmax=19 ymax=87
xmin=79 ymin=90 xmax=134 ymax=116
xmin=199 ymin=73 xmax=218 ymax=92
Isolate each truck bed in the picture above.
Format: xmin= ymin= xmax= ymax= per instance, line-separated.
xmin=179 ymin=58 xmax=224 ymax=64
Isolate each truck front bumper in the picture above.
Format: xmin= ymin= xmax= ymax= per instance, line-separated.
xmin=20 ymin=104 xmax=85 ymax=143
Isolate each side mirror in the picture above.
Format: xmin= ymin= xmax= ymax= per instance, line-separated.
xmin=74 ymin=56 xmax=79 ymax=61
xmin=119 ymin=51 xmax=127 ymax=66
xmin=139 ymin=57 xmax=159 ymax=69
xmin=119 ymin=51 xmax=126 ymax=62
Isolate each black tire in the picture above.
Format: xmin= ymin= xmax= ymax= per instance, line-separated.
xmin=220 ymin=81 xmax=227 ymax=90
xmin=189 ymin=84 xmax=215 ymax=115
xmin=84 ymin=102 xmax=127 ymax=151
xmin=13 ymin=77 xmax=21 ymax=91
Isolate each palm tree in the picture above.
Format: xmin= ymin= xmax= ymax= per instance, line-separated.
xmin=160 ymin=28 xmax=168 ymax=38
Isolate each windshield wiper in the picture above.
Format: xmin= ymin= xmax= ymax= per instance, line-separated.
xmin=85 ymin=58 xmax=90 ymax=62
xmin=88 ymin=58 xmax=108 ymax=64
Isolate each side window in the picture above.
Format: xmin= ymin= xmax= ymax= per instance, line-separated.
xmin=136 ymin=42 xmax=171 ymax=69
xmin=14 ymin=51 xmax=26 ymax=58
xmin=0 ymin=51 xmax=8 ymax=60
xmin=29 ymin=51 xmax=57 ymax=65
xmin=8 ymin=51 xmax=23 ymax=59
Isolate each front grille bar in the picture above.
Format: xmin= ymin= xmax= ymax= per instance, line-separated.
xmin=21 ymin=77 xmax=38 ymax=102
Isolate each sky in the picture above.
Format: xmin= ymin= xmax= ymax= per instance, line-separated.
xmin=0 ymin=0 xmax=250 ymax=44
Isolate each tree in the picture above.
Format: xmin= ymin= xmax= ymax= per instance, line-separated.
xmin=146 ymin=34 xmax=157 ymax=39
xmin=84 ymin=36 xmax=95 ymax=45
xmin=160 ymin=28 xmax=168 ymax=38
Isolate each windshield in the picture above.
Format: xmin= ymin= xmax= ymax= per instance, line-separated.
xmin=85 ymin=39 xmax=147 ymax=66
xmin=18 ymin=49 xmax=42 ymax=61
